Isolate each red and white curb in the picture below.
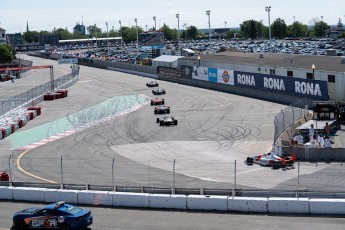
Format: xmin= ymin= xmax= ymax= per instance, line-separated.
xmin=17 ymin=96 xmax=150 ymax=151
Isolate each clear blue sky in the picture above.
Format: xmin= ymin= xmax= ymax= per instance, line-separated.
xmin=1 ymin=0 xmax=344 ymax=33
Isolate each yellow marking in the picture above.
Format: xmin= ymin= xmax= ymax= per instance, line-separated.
xmin=16 ymin=150 xmax=58 ymax=184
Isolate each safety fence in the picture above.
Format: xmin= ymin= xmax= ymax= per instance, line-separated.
xmin=0 ymin=65 xmax=79 ymax=117
xmin=2 ymin=156 xmax=345 ymax=195
xmin=273 ymin=99 xmax=310 ymax=145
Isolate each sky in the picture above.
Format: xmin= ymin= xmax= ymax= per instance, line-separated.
xmin=0 ymin=0 xmax=344 ymax=33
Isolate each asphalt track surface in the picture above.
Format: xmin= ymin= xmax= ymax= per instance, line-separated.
xmin=1 ymin=201 xmax=345 ymax=230
xmin=2 ymin=54 xmax=345 ymax=192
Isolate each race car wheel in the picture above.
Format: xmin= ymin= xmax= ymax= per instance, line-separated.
xmin=272 ymin=162 xmax=281 ymax=170
xmin=59 ymin=223 xmax=71 ymax=230
xmin=160 ymin=121 xmax=164 ymax=126
xmin=174 ymin=120 xmax=178 ymax=125
xmin=151 ymin=101 xmax=153 ymax=106
xmin=156 ymin=118 xmax=160 ymax=123
xmin=15 ymin=219 xmax=26 ymax=230
xmin=167 ymin=109 xmax=170 ymax=114
xmin=152 ymin=90 xmax=154 ymax=94
xmin=154 ymin=110 xmax=157 ymax=114
xmin=146 ymin=83 xmax=148 ymax=87
xmin=162 ymin=100 xmax=164 ymax=105
xmin=246 ymin=157 xmax=254 ymax=165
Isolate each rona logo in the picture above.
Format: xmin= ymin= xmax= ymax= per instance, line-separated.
xmin=295 ymin=81 xmax=322 ymax=96
xmin=237 ymin=74 xmax=255 ymax=86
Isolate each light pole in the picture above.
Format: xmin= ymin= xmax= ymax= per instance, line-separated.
xmin=265 ymin=6 xmax=272 ymax=53
xmin=119 ymin=20 xmax=123 ymax=47
xmin=197 ymin=55 xmax=200 ymax=66
xmin=134 ymin=18 xmax=138 ymax=46
xmin=293 ymin=16 xmax=296 ymax=38
xmin=145 ymin=25 xmax=148 ymax=31
xmin=312 ymin=64 xmax=315 ymax=79
xmin=183 ymin=23 xmax=187 ymax=40
xmin=105 ymin=22 xmax=109 ymax=55
xmin=224 ymin=21 xmax=227 ymax=29
xmin=206 ymin=10 xmax=211 ymax=43
xmin=176 ymin=14 xmax=180 ymax=51
xmin=153 ymin=16 xmax=156 ymax=31
xmin=321 ymin=16 xmax=324 ymax=38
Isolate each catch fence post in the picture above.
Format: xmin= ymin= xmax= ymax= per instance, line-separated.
xmin=60 ymin=156 xmax=63 ymax=189
xmin=173 ymin=159 xmax=176 ymax=194
xmin=232 ymin=160 xmax=237 ymax=198
xmin=112 ymin=158 xmax=115 ymax=191
xmin=297 ymin=162 xmax=300 ymax=199
xmin=8 ymin=155 xmax=12 ymax=186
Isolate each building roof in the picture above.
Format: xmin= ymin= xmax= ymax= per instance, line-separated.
xmin=0 ymin=27 xmax=6 ymax=32
xmin=153 ymin=55 xmax=183 ymax=63
xmin=181 ymin=52 xmax=345 ymax=72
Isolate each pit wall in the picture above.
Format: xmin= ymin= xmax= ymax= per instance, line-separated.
xmin=1 ymin=186 xmax=345 ymax=215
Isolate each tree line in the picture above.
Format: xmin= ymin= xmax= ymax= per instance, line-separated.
xmin=19 ymin=17 xmax=345 ymax=44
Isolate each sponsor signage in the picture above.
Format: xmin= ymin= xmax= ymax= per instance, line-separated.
xmin=208 ymin=68 xmax=217 ymax=83
xmin=218 ymin=69 xmax=235 ymax=85
xmin=192 ymin=66 xmax=209 ymax=81
xmin=234 ymin=71 xmax=328 ymax=100
xmin=58 ymin=58 xmax=78 ymax=65
xmin=180 ymin=65 xmax=193 ymax=79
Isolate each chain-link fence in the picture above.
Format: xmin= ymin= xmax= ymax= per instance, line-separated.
xmin=274 ymin=98 xmax=311 ymax=145
xmin=0 ymin=66 xmax=79 ymax=117
xmin=2 ymin=155 xmax=345 ymax=196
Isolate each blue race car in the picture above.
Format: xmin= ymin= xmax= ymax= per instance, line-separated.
xmin=12 ymin=201 xmax=93 ymax=230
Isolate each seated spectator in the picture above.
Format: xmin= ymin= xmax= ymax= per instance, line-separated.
xmin=295 ymin=132 xmax=304 ymax=145
xmin=324 ymin=136 xmax=332 ymax=148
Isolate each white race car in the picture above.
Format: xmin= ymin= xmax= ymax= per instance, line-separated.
xmin=246 ymin=152 xmax=296 ymax=168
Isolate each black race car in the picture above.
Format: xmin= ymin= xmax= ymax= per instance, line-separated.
xmin=151 ymin=98 xmax=165 ymax=105
xmin=152 ymin=88 xmax=166 ymax=95
xmin=156 ymin=116 xmax=178 ymax=126
xmin=154 ymin=105 xmax=170 ymax=114
xmin=12 ymin=201 xmax=93 ymax=230
xmin=146 ymin=81 xmax=159 ymax=87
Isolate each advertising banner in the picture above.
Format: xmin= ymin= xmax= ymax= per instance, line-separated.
xmin=180 ymin=65 xmax=193 ymax=79
xmin=192 ymin=66 xmax=209 ymax=81
xmin=208 ymin=68 xmax=217 ymax=83
xmin=58 ymin=58 xmax=78 ymax=65
xmin=217 ymin=69 xmax=234 ymax=85
xmin=234 ymin=71 xmax=329 ymax=100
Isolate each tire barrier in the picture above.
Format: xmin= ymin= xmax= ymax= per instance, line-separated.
xmin=2 ymin=186 xmax=345 ymax=214
xmin=0 ymin=106 xmax=42 ymax=140
xmin=43 ymin=89 xmax=69 ymax=101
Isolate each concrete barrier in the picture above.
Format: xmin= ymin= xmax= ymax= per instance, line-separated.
xmin=149 ymin=194 xmax=187 ymax=210
xmin=268 ymin=197 xmax=309 ymax=214
xmin=78 ymin=190 xmax=112 ymax=206
xmin=45 ymin=189 xmax=78 ymax=204
xmin=12 ymin=187 xmax=45 ymax=202
xmin=310 ymin=198 xmax=345 ymax=214
xmin=228 ymin=197 xmax=268 ymax=213
xmin=187 ymin=195 xmax=228 ymax=211
xmin=0 ymin=186 xmax=13 ymax=200
xmin=112 ymin=192 xmax=150 ymax=208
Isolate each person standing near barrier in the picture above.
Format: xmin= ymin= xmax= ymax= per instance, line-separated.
xmin=324 ymin=122 xmax=330 ymax=135
xmin=317 ymin=133 xmax=325 ymax=147
xmin=324 ymin=136 xmax=332 ymax=148
xmin=309 ymin=124 xmax=315 ymax=141
xmin=295 ymin=132 xmax=304 ymax=145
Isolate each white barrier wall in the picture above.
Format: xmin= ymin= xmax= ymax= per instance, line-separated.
xmin=45 ymin=189 xmax=79 ymax=204
xmin=187 ymin=195 xmax=228 ymax=211
xmin=310 ymin=199 xmax=345 ymax=214
xmin=112 ymin=192 xmax=150 ymax=208
xmin=149 ymin=194 xmax=187 ymax=210
xmin=228 ymin=197 xmax=268 ymax=213
xmin=0 ymin=186 xmax=13 ymax=200
xmin=12 ymin=187 xmax=45 ymax=202
xmin=78 ymin=191 xmax=112 ymax=206
xmin=268 ymin=197 xmax=309 ymax=214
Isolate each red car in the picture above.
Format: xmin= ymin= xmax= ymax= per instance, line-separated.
xmin=0 ymin=172 xmax=9 ymax=181
xmin=151 ymin=98 xmax=165 ymax=105
xmin=154 ymin=105 xmax=170 ymax=114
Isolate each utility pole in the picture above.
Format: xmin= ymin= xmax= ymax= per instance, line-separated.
xmin=153 ymin=16 xmax=156 ymax=31
xmin=105 ymin=22 xmax=109 ymax=55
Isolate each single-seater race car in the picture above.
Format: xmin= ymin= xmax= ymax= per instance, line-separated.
xmin=246 ymin=152 xmax=296 ymax=169
xmin=146 ymin=81 xmax=159 ymax=87
xmin=154 ymin=105 xmax=170 ymax=114
xmin=152 ymin=88 xmax=166 ymax=95
xmin=151 ymin=98 xmax=165 ymax=105
xmin=156 ymin=116 xmax=178 ymax=126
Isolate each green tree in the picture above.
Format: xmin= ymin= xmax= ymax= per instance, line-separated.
xmin=23 ymin=31 xmax=39 ymax=43
xmin=186 ymin=26 xmax=198 ymax=39
xmin=287 ymin=21 xmax=309 ymax=37
xmin=0 ymin=44 xmax=14 ymax=64
xmin=255 ymin=20 xmax=266 ymax=39
xmin=161 ymin=24 xmax=177 ymax=40
xmin=337 ymin=18 xmax=343 ymax=28
xmin=271 ymin=18 xmax=287 ymax=39
xmin=313 ymin=20 xmax=329 ymax=37
xmin=54 ymin=28 xmax=72 ymax=40
xmin=87 ymin=25 xmax=102 ymax=38
xmin=240 ymin=20 xmax=258 ymax=39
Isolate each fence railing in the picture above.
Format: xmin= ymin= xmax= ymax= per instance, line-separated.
xmin=2 ymin=155 xmax=345 ymax=196
xmin=0 ymin=66 xmax=79 ymax=117
xmin=273 ymin=99 xmax=310 ymax=145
